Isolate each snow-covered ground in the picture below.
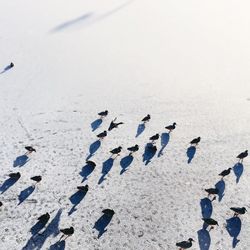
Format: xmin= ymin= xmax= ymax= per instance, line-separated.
xmin=0 ymin=0 xmax=250 ymax=249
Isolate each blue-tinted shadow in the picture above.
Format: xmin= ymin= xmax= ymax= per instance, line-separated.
xmin=79 ymin=163 xmax=95 ymax=182
xmin=186 ymin=146 xmax=196 ymax=164
xmin=197 ymin=229 xmax=211 ymax=250
xmin=13 ymin=155 xmax=30 ymax=167
xmin=143 ymin=143 xmax=157 ymax=165
xmin=18 ymin=186 xmax=35 ymax=205
xmin=91 ymin=118 xmax=103 ymax=131
xmin=68 ymin=190 xmax=87 ymax=215
xmin=158 ymin=133 xmax=170 ymax=157
xmin=93 ymin=214 xmax=113 ymax=238
xmin=215 ymin=180 xmax=225 ymax=202
xmin=200 ymin=198 xmax=213 ymax=218
xmin=22 ymin=209 xmax=62 ymax=250
xmin=31 ymin=221 xmax=48 ymax=236
xmin=49 ymin=240 xmax=66 ymax=250
xmin=135 ymin=123 xmax=145 ymax=137
xmin=120 ymin=155 xmax=134 ymax=175
xmin=233 ymin=163 xmax=244 ymax=184
xmin=0 ymin=64 xmax=13 ymax=74
xmin=0 ymin=177 xmax=19 ymax=194
xmin=98 ymin=158 xmax=114 ymax=184
xmin=226 ymin=217 xmax=241 ymax=248
xmin=86 ymin=140 xmax=101 ymax=160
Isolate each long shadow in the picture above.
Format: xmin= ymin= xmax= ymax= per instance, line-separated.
xmin=120 ymin=155 xmax=134 ymax=175
xmin=93 ymin=214 xmax=114 ymax=238
xmin=215 ymin=180 xmax=225 ymax=202
xmin=31 ymin=221 xmax=48 ymax=236
xmin=197 ymin=229 xmax=211 ymax=250
xmin=79 ymin=163 xmax=95 ymax=182
xmin=233 ymin=163 xmax=244 ymax=183
xmin=135 ymin=123 xmax=145 ymax=137
xmin=98 ymin=158 xmax=114 ymax=184
xmin=158 ymin=133 xmax=170 ymax=157
xmin=18 ymin=186 xmax=35 ymax=205
xmin=200 ymin=198 xmax=213 ymax=218
xmin=142 ymin=143 xmax=157 ymax=165
xmin=0 ymin=64 xmax=13 ymax=74
xmin=0 ymin=177 xmax=19 ymax=194
xmin=22 ymin=209 xmax=62 ymax=250
xmin=68 ymin=190 xmax=87 ymax=215
xmin=186 ymin=146 xmax=196 ymax=164
xmin=49 ymin=240 xmax=66 ymax=250
xmin=86 ymin=140 xmax=101 ymax=160
xmin=13 ymin=154 xmax=30 ymax=167
xmin=226 ymin=217 xmax=241 ymax=248
xmin=91 ymin=118 xmax=103 ymax=131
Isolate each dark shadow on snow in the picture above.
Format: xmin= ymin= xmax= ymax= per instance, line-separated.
xmin=200 ymin=198 xmax=213 ymax=219
xmin=120 ymin=155 xmax=134 ymax=175
xmin=31 ymin=221 xmax=48 ymax=236
xmin=186 ymin=146 xmax=196 ymax=164
xmin=142 ymin=143 xmax=157 ymax=165
xmin=22 ymin=209 xmax=62 ymax=250
xmin=91 ymin=118 xmax=103 ymax=131
xmin=93 ymin=214 xmax=114 ymax=238
xmin=158 ymin=132 xmax=170 ymax=157
xmin=13 ymin=155 xmax=30 ymax=167
xmin=18 ymin=186 xmax=35 ymax=205
xmin=197 ymin=228 xmax=211 ymax=250
xmin=233 ymin=163 xmax=244 ymax=184
xmin=86 ymin=140 xmax=101 ymax=160
xmin=0 ymin=177 xmax=19 ymax=194
xmin=79 ymin=163 xmax=95 ymax=182
xmin=135 ymin=123 xmax=145 ymax=137
xmin=215 ymin=180 xmax=225 ymax=202
xmin=226 ymin=217 xmax=241 ymax=248
xmin=49 ymin=240 xmax=66 ymax=250
xmin=0 ymin=64 xmax=14 ymax=74
xmin=68 ymin=190 xmax=87 ymax=215
xmin=98 ymin=158 xmax=114 ymax=184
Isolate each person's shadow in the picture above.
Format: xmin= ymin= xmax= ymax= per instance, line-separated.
xmin=13 ymin=155 xmax=30 ymax=167
xmin=86 ymin=140 xmax=101 ymax=160
xmin=215 ymin=179 xmax=225 ymax=202
xmin=79 ymin=162 xmax=95 ymax=182
xmin=91 ymin=119 xmax=103 ymax=131
xmin=158 ymin=133 xmax=170 ymax=157
xmin=197 ymin=228 xmax=211 ymax=250
xmin=0 ymin=177 xmax=19 ymax=194
xmin=30 ymin=218 xmax=50 ymax=236
xmin=143 ymin=143 xmax=157 ymax=165
xmin=186 ymin=146 xmax=196 ymax=164
xmin=120 ymin=155 xmax=134 ymax=175
xmin=98 ymin=158 xmax=114 ymax=184
xmin=18 ymin=186 xmax=35 ymax=205
xmin=135 ymin=123 xmax=145 ymax=137
xmin=200 ymin=198 xmax=213 ymax=218
xmin=22 ymin=209 xmax=62 ymax=250
xmin=0 ymin=64 xmax=14 ymax=74
xmin=68 ymin=189 xmax=88 ymax=215
xmin=226 ymin=216 xmax=241 ymax=248
xmin=93 ymin=213 xmax=114 ymax=238
xmin=233 ymin=163 xmax=244 ymax=183
xmin=49 ymin=240 xmax=66 ymax=250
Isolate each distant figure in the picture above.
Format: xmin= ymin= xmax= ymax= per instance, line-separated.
xmin=60 ymin=227 xmax=74 ymax=241
xmin=102 ymin=209 xmax=115 ymax=217
xmin=37 ymin=212 xmax=50 ymax=225
xmin=127 ymin=144 xmax=139 ymax=155
xmin=176 ymin=238 xmax=194 ymax=249
xmin=165 ymin=122 xmax=177 ymax=132
xmin=9 ymin=172 xmax=21 ymax=180
xmin=86 ymin=160 xmax=96 ymax=168
xmin=110 ymin=146 xmax=122 ymax=156
xmin=108 ymin=118 xmax=124 ymax=131
xmin=202 ymin=218 xmax=219 ymax=231
xmin=31 ymin=176 xmax=42 ymax=185
xmin=25 ymin=146 xmax=36 ymax=155
xmin=77 ymin=185 xmax=89 ymax=193
xmin=190 ymin=137 xmax=201 ymax=145
xmin=219 ymin=168 xmax=232 ymax=179
xmin=5 ymin=62 xmax=14 ymax=70
xmin=236 ymin=150 xmax=248 ymax=163
xmin=230 ymin=207 xmax=247 ymax=217
xmin=141 ymin=114 xmax=151 ymax=123
xmin=97 ymin=130 xmax=107 ymax=140
xmin=149 ymin=133 xmax=159 ymax=143
xmin=205 ymin=188 xmax=219 ymax=201
xmin=0 ymin=201 xmax=3 ymax=207
xmin=98 ymin=110 xmax=108 ymax=118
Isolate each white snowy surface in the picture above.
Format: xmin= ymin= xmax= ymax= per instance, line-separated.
xmin=0 ymin=0 xmax=250 ymax=249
